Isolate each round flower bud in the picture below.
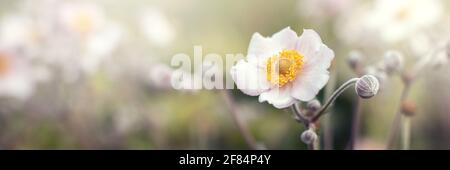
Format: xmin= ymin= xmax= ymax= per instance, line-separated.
xmin=301 ymin=129 xmax=318 ymax=145
xmin=347 ymin=50 xmax=363 ymax=72
xmin=383 ymin=50 xmax=404 ymax=75
xmin=401 ymin=71 xmax=414 ymax=85
xmin=305 ymin=99 xmax=321 ymax=117
xmin=401 ymin=100 xmax=417 ymax=117
xmin=355 ymin=75 xmax=380 ymax=99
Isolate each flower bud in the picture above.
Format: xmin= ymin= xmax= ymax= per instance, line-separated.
xmin=401 ymin=100 xmax=416 ymax=117
xmin=383 ymin=50 xmax=404 ymax=75
xmin=304 ymin=99 xmax=321 ymax=117
xmin=401 ymin=71 xmax=414 ymax=85
xmin=347 ymin=50 xmax=363 ymax=72
xmin=301 ymin=129 xmax=318 ymax=145
xmin=355 ymin=75 xmax=379 ymax=99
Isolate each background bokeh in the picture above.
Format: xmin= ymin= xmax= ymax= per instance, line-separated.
xmin=0 ymin=0 xmax=449 ymax=149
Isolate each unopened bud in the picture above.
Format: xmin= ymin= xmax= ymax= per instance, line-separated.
xmin=355 ymin=75 xmax=380 ymax=99
xmin=305 ymin=99 xmax=321 ymax=117
xmin=383 ymin=50 xmax=404 ymax=75
xmin=347 ymin=50 xmax=363 ymax=72
xmin=401 ymin=71 xmax=414 ymax=85
xmin=401 ymin=100 xmax=416 ymax=117
xmin=301 ymin=129 xmax=318 ymax=145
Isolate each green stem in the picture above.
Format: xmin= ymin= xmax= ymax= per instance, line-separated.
xmin=311 ymin=78 xmax=359 ymax=122
xmin=348 ymin=98 xmax=363 ymax=150
xmin=386 ymin=45 xmax=444 ymax=149
xmin=402 ymin=116 xmax=411 ymax=150
xmin=323 ymin=68 xmax=337 ymax=150
xmin=386 ymin=84 xmax=411 ymax=149
xmin=291 ymin=104 xmax=309 ymax=126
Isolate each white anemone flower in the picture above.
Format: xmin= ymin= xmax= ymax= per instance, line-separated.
xmin=230 ymin=27 xmax=334 ymax=108
xmin=53 ymin=1 xmax=122 ymax=77
xmin=366 ymin=0 xmax=443 ymax=44
xmin=0 ymin=15 xmax=41 ymax=56
xmin=82 ymin=23 xmax=122 ymax=74
xmin=297 ymin=0 xmax=354 ymax=19
xmin=0 ymin=51 xmax=35 ymax=100
xmin=138 ymin=7 xmax=176 ymax=47
xmin=59 ymin=2 xmax=105 ymax=37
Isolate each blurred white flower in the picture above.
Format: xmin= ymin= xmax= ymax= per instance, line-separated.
xmin=0 ymin=51 xmax=36 ymax=100
xmin=334 ymin=4 xmax=375 ymax=47
xmin=82 ymin=23 xmax=122 ymax=74
xmin=408 ymin=33 xmax=433 ymax=57
xmin=0 ymin=15 xmax=41 ymax=56
xmin=59 ymin=1 xmax=105 ymax=37
xmin=297 ymin=0 xmax=354 ymax=19
xmin=139 ymin=7 xmax=176 ymax=47
xmin=41 ymin=1 xmax=124 ymax=78
xmin=366 ymin=0 xmax=443 ymax=44
xmin=230 ymin=27 xmax=334 ymax=109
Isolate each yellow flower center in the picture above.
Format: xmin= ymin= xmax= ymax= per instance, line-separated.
xmin=266 ymin=49 xmax=304 ymax=87
xmin=70 ymin=12 xmax=94 ymax=35
xmin=396 ymin=8 xmax=410 ymax=21
xmin=0 ymin=53 xmax=11 ymax=77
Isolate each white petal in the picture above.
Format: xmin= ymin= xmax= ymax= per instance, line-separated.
xmin=296 ymin=29 xmax=323 ymax=58
xmin=230 ymin=60 xmax=270 ymax=96
xmin=291 ymin=70 xmax=330 ymax=101
xmin=291 ymin=68 xmax=330 ymax=101
xmin=291 ymin=37 xmax=334 ymax=101
xmin=258 ymin=85 xmax=296 ymax=109
xmin=303 ymin=44 xmax=335 ymax=72
xmin=271 ymin=27 xmax=298 ymax=49
xmin=247 ymin=33 xmax=277 ymax=60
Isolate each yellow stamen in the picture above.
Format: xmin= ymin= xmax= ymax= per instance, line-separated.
xmin=266 ymin=49 xmax=304 ymax=87
xmin=396 ymin=8 xmax=410 ymax=20
xmin=70 ymin=12 xmax=94 ymax=34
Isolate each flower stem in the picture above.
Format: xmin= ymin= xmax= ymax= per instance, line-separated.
xmin=291 ymin=104 xmax=309 ymax=126
xmin=221 ymin=90 xmax=259 ymax=150
xmin=402 ymin=116 xmax=411 ymax=150
xmin=308 ymin=139 xmax=319 ymax=150
xmin=386 ymin=45 xmax=445 ymax=149
xmin=291 ymin=104 xmax=319 ymax=150
xmin=323 ymin=69 xmax=337 ymax=150
xmin=385 ymin=83 xmax=411 ymax=149
xmin=292 ymin=77 xmax=360 ymax=150
xmin=348 ymin=97 xmax=363 ymax=150
xmin=309 ymin=124 xmax=319 ymax=150
xmin=311 ymin=78 xmax=359 ymax=123
xmin=312 ymin=136 xmax=320 ymax=150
